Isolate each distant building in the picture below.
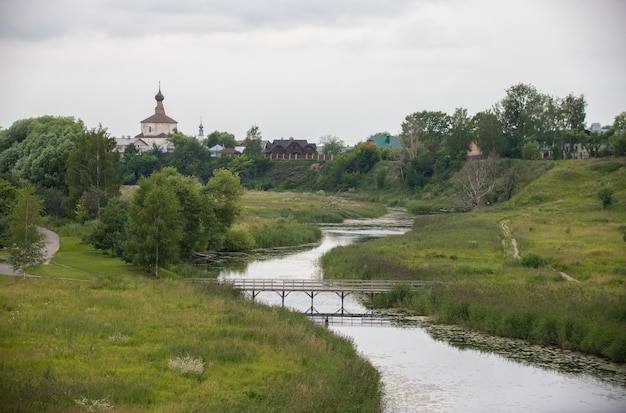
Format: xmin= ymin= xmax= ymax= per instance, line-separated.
xmin=366 ymin=133 xmax=403 ymax=150
xmin=197 ymin=119 xmax=204 ymax=142
xmin=467 ymin=141 xmax=483 ymax=159
xmin=265 ymin=138 xmax=317 ymax=158
xmin=133 ymin=86 xmax=177 ymax=152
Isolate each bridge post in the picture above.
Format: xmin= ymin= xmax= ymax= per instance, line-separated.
xmin=304 ymin=291 xmax=320 ymax=314
xmin=275 ymin=290 xmax=291 ymax=308
xmin=334 ymin=291 xmax=352 ymax=315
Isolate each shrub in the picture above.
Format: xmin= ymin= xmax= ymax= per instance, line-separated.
xmin=521 ymin=252 xmax=549 ymax=268
xmin=597 ymin=188 xmax=614 ymax=209
xmin=224 ymin=223 xmax=255 ymax=251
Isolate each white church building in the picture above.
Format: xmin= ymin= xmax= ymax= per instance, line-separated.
xmin=116 ymin=86 xmax=178 ymax=153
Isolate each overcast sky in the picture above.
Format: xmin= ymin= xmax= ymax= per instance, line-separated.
xmin=1 ymin=0 xmax=624 ymax=145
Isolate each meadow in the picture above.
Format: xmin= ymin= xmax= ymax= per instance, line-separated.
xmin=233 ymin=191 xmax=386 ymax=249
xmin=321 ymin=159 xmax=626 ymax=362
xmin=0 ymin=238 xmax=381 ymax=412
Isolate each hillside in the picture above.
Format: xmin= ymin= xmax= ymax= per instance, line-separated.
xmin=321 ymin=158 xmax=626 ymax=362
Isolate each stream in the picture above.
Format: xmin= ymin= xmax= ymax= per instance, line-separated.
xmin=217 ymin=209 xmax=626 ymax=412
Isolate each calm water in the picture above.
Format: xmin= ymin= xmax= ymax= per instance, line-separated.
xmin=218 ymin=209 xmax=626 ymax=413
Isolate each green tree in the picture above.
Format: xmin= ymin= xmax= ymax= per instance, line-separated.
xmin=609 ymin=112 xmax=626 ymax=156
xmin=243 ymin=125 xmax=264 ymax=159
xmin=8 ymin=186 xmax=46 ymax=278
xmin=168 ymin=131 xmax=211 ymax=180
xmin=319 ymin=134 xmax=345 ymax=156
xmin=124 ymin=176 xmax=183 ymax=277
xmin=561 ymin=93 xmax=587 ymax=131
xmin=581 ymin=131 xmax=607 ymax=158
xmin=205 ymin=130 xmax=237 ymax=149
xmin=495 ymin=83 xmax=544 ymax=157
xmin=0 ymin=178 xmax=18 ymax=247
xmin=345 ymin=142 xmax=381 ymax=175
xmin=122 ymin=145 xmax=164 ymax=184
xmin=85 ymin=197 xmax=128 ymax=257
xmin=0 ymin=116 xmax=84 ymax=192
xmin=239 ymin=125 xmax=271 ymax=184
xmin=65 ymin=126 xmax=121 ymax=218
xmin=121 ymin=143 xmax=141 ymax=184
xmin=203 ymin=168 xmax=244 ymax=250
xmin=473 ymin=111 xmax=505 ymax=157
xmin=445 ymin=108 xmax=473 ymax=160
xmin=400 ymin=110 xmax=450 ymax=156
xmin=522 ymin=139 xmax=541 ymax=160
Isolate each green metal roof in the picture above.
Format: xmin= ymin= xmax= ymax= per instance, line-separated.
xmin=367 ymin=134 xmax=402 ymax=150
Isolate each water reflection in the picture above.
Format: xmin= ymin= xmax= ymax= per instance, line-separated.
xmin=216 ymin=209 xmax=626 ymax=412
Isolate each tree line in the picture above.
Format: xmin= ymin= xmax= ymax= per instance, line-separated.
xmin=0 ymin=82 xmax=624 ymax=273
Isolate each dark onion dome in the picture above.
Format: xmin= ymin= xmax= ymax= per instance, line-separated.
xmin=155 ymin=88 xmax=164 ymax=102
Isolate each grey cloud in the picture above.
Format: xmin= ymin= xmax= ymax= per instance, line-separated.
xmin=1 ymin=0 xmax=419 ymax=41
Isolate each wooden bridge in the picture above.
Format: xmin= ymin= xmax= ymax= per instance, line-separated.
xmin=187 ymin=278 xmax=437 ymax=316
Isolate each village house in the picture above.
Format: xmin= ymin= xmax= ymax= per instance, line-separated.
xmin=366 ymin=133 xmax=403 ymax=150
xmin=265 ymin=138 xmax=317 ymax=159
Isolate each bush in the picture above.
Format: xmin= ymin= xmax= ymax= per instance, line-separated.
xmin=223 ymin=223 xmax=255 ymax=251
xmin=597 ymin=188 xmax=614 ymax=209
xmin=521 ymin=252 xmax=549 ymax=268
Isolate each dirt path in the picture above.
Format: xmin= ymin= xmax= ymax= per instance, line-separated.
xmin=500 ymin=220 xmax=520 ymax=259
xmin=500 ymin=220 xmax=579 ymax=283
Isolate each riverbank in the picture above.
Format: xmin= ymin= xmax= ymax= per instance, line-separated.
xmin=321 ymin=159 xmax=626 ymax=363
xmin=233 ymin=191 xmax=387 ymax=249
xmin=0 ymin=237 xmax=382 ymax=412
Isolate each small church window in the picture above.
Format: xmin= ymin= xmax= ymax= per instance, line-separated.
xmin=149 ymin=126 xmax=152 ymax=132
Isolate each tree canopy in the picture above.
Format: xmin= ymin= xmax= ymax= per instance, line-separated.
xmin=65 ymin=126 xmax=121 ymax=218
xmin=0 ymin=116 xmax=84 ymax=192
xmin=121 ymin=167 xmax=243 ymax=275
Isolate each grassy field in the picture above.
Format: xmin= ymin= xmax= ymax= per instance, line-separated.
xmin=233 ymin=191 xmax=386 ymax=249
xmin=322 ymin=158 xmax=626 ymax=362
xmin=0 ymin=238 xmax=381 ymax=412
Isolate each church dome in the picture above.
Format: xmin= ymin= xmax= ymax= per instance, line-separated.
xmin=155 ymin=88 xmax=164 ymax=102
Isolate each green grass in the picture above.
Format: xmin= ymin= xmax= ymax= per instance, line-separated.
xmin=322 ymin=158 xmax=626 ymax=362
xmin=231 ymin=191 xmax=385 ymax=249
xmin=0 ymin=240 xmax=381 ymax=412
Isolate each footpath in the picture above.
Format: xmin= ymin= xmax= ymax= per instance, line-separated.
xmin=500 ymin=220 xmax=579 ymax=283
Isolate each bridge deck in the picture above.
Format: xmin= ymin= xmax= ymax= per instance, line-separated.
xmin=188 ymin=278 xmax=436 ymax=293
xmin=187 ymin=278 xmax=439 ymax=315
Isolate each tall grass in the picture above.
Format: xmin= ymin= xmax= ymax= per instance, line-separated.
xmin=0 ymin=241 xmax=381 ymax=412
xmin=248 ymin=219 xmax=322 ymax=249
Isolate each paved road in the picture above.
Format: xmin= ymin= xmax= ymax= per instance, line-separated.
xmin=0 ymin=228 xmax=60 ymax=276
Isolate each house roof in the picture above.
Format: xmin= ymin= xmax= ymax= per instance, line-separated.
xmin=220 ymin=147 xmax=238 ymax=155
xmin=141 ymin=113 xmax=177 ymax=124
xmin=367 ymin=134 xmax=402 ymax=150
xmin=266 ymin=138 xmax=317 ymax=152
xmin=135 ymin=132 xmax=169 ymax=140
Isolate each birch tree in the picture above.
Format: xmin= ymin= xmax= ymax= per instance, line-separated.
xmin=455 ymin=159 xmax=495 ymax=210
xmin=8 ymin=186 xmax=46 ymax=278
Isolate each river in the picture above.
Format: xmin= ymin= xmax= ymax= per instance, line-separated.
xmin=217 ymin=209 xmax=626 ymax=413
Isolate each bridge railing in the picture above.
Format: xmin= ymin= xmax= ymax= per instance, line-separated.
xmin=187 ymin=278 xmax=438 ymax=293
